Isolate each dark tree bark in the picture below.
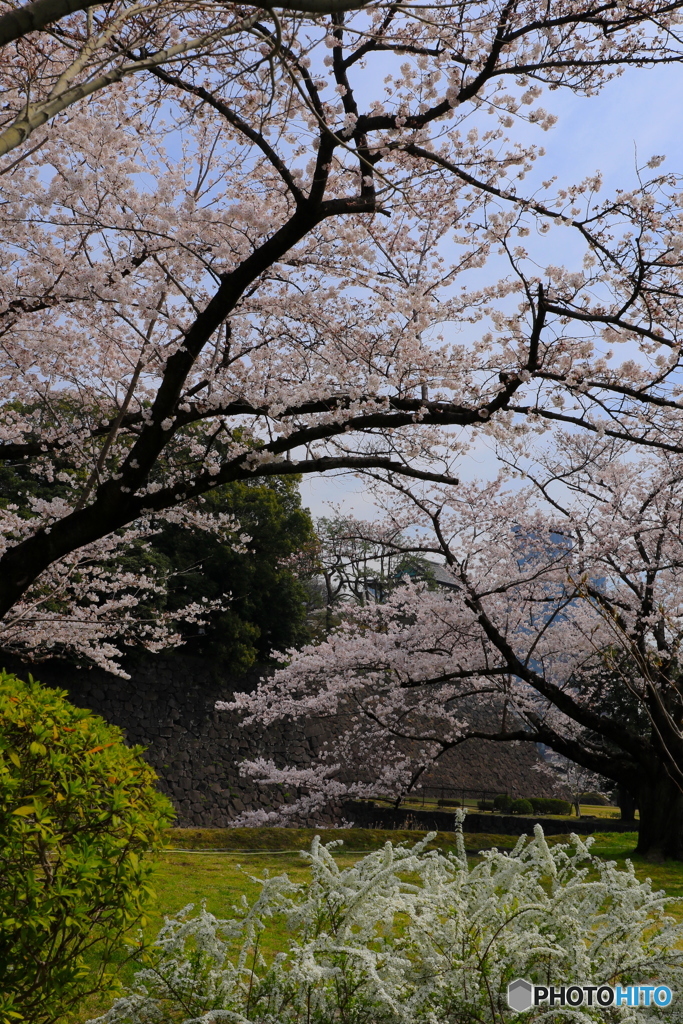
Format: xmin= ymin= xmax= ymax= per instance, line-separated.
xmin=0 ymin=0 xmax=369 ymax=49
xmin=635 ymin=771 xmax=683 ymax=861
xmin=617 ymin=785 xmax=638 ymax=823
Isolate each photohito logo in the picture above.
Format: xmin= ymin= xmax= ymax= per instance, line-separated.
xmin=507 ymin=979 xmax=673 ymax=1012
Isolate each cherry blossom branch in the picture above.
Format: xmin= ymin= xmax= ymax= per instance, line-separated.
xmin=0 ymin=0 xmax=374 ymax=50
xmin=0 ymin=13 xmax=265 ymax=157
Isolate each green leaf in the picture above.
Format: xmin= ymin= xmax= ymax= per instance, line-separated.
xmin=0 ymin=670 xmax=173 ymax=1024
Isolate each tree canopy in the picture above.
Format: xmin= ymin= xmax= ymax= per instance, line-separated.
xmin=4 ymin=0 xmax=683 ymax=849
xmin=224 ymin=442 xmax=683 ymax=858
xmin=4 ymin=0 xmax=683 ymax=632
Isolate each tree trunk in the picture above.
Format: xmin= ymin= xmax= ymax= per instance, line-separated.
xmin=635 ymin=772 xmax=683 ymax=860
xmin=617 ymin=785 xmax=637 ymax=823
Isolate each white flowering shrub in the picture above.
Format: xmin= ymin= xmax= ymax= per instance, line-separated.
xmin=89 ymin=821 xmax=683 ymax=1024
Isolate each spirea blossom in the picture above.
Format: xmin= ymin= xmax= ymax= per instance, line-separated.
xmin=89 ymin=822 xmax=683 ymax=1023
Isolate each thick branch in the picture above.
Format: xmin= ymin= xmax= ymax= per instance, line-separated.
xmin=461 ymin=586 xmax=649 ymax=760
xmin=0 ymin=452 xmax=458 ymax=618
xmin=0 ymin=0 xmax=372 ymax=49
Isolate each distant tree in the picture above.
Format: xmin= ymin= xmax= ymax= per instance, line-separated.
xmin=150 ymin=476 xmax=316 ymax=673
xmin=535 ymin=753 xmax=608 ymax=819
xmin=224 ymin=443 xmax=683 ymax=860
xmin=301 ymin=515 xmax=438 ymax=634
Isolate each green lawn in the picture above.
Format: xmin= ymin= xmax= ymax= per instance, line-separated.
xmin=68 ymin=827 xmax=681 ymax=1023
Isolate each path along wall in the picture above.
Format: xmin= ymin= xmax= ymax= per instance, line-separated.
xmin=345 ymin=801 xmax=634 ymax=835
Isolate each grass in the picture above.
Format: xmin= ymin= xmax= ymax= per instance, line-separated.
xmin=68 ymin=826 xmax=682 ymax=1023
xmin=162 ymin=827 xmax=683 ymax=904
xmin=575 ymin=804 xmax=625 ymax=819
xmin=586 ymin=831 xmax=683 ymax=902
xmin=164 ymin=825 xmax=517 ymax=852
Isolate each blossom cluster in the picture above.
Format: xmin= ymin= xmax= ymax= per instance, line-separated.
xmin=3 ymin=0 xmax=683 ymax=638
xmin=222 ymin=442 xmax=683 ymax=824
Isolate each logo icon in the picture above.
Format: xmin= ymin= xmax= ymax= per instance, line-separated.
xmin=507 ymin=979 xmax=533 ymax=1012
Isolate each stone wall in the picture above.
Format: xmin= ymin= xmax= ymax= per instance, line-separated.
xmin=2 ymin=651 xmax=566 ymax=825
xmin=420 ymin=697 xmax=566 ymax=800
xmin=1 ymin=651 xmax=332 ymax=826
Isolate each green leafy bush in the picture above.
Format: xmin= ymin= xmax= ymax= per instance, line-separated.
xmin=493 ymin=793 xmax=512 ymax=812
xmin=0 ymin=671 xmax=174 ymax=1024
xmin=477 ymin=799 xmax=494 ymax=810
xmin=91 ymin=823 xmax=683 ymax=1024
xmin=529 ymin=796 xmax=573 ymax=815
xmin=509 ymin=797 xmax=534 ymax=814
xmin=581 ymin=791 xmax=610 ymax=806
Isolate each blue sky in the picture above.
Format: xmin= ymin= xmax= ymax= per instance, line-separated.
xmin=538 ymin=63 xmax=683 ymax=190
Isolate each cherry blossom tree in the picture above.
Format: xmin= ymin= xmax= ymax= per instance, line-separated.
xmin=4 ymin=1 xmax=683 ymax=670
xmin=0 ymin=0 xmax=377 ymax=158
xmin=0 ymin=502 xmax=242 ymax=673
xmin=224 ymin=441 xmax=683 ymax=859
